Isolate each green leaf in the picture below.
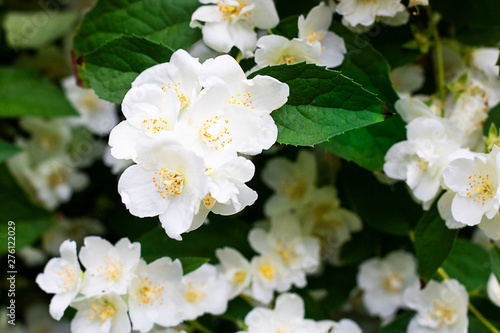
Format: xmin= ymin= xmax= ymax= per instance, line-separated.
xmin=414 ymin=203 xmax=457 ymax=282
xmin=178 ymin=257 xmax=210 ymax=275
xmin=139 ymin=215 xmax=253 ymax=263
xmin=3 ymin=11 xmax=79 ymax=49
xmin=220 ymin=297 xmax=253 ymax=323
xmin=0 ymin=140 xmax=22 ymax=163
xmin=484 ymin=102 xmax=500 ymax=135
xmin=441 ymin=239 xmax=490 ymax=292
xmin=0 ymin=217 xmax=54 ymax=254
xmin=0 ymin=67 xmax=78 ymax=117
xmin=379 ymin=311 xmax=415 ymax=333
xmin=320 ymin=22 xmax=405 ymax=171
xmin=338 ymin=162 xmax=422 ymax=235
xmin=490 ymin=245 xmax=500 ymax=284
xmin=73 ymin=0 xmax=201 ymax=56
xmin=249 ymin=63 xmax=391 ymax=146
xmin=78 ymin=36 xmax=174 ymax=104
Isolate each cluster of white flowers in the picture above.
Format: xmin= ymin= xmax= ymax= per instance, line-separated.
xmin=109 ymin=49 xmax=289 ymax=240
xmin=384 ymin=47 xmax=500 ymax=238
xmin=357 ymin=251 xmax=470 ymax=333
xmin=36 ymin=237 xmax=232 ymax=333
xmin=262 ymin=150 xmax=362 ymax=265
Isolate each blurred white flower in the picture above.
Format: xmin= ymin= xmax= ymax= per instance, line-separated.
xmin=179 ymin=264 xmax=231 ymax=320
xmin=298 ymin=2 xmax=346 ymax=68
xmin=70 ymin=293 xmax=130 ymax=333
xmin=357 ymin=251 xmax=419 ymax=319
xmin=128 ymin=258 xmax=184 ymax=332
xmin=404 ymin=279 xmax=468 ymax=333
xmin=249 ymin=252 xmax=288 ymax=304
xmin=190 ymin=0 xmax=279 ymax=58
xmin=216 ymin=247 xmax=252 ymax=299
xmin=79 ymin=237 xmax=141 ymax=297
xmin=103 ymin=146 xmax=133 ymax=175
xmin=336 ymin=0 xmax=407 ymax=28
xmin=488 ymin=273 xmax=500 ymax=307
xmin=35 ymin=240 xmax=82 ymax=320
xmin=390 ymin=64 xmax=425 ymax=97
xmin=315 ymin=319 xmax=362 ymax=333
xmin=62 ymin=76 xmax=118 ymax=136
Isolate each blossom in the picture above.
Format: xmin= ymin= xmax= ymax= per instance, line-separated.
xmin=389 ymin=64 xmax=425 ymax=97
xmin=404 ymin=279 xmax=468 ymax=333
xmin=253 ymin=35 xmax=322 ymax=71
xmin=62 ymin=76 xmax=118 ymax=135
xmin=190 ymin=0 xmax=280 ymax=58
xmin=70 ymin=293 xmax=130 ymax=333
xmin=179 ymin=264 xmax=231 ymax=320
xmin=215 ymin=247 xmax=252 ymax=299
xmin=383 ymin=117 xmax=463 ymax=206
xmin=117 ymin=136 xmax=210 ymax=240
xmin=128 ymin=258 xmax=184 ymax=332
xmin=78 ymin=237 xmax=141 ymax=296
xmin=487 ymin=273 xmax=500 ymax=307
xmin=250 ymin=253 xmax=288 ymax=304
xmin=35 ymin=240 xmax=82 ymax=320
xmin=102 ymin=146 xmax=132 ymax=175
xmin=298 ymin=2 xmax=346 ymax=68
xmin=315 ymin=319 xmax=362 ymax=333
xmin=336 ymin=0 xmax=407 ymax=28
xmin=442 ymin=147 xmax=500 ymax=226
xmin=357 ymin=251 xmax=419 ymax=319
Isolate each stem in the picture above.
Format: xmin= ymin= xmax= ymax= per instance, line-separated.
xmin=235 ymin=51 xmax=242 ymax=63
xmin=267 ymin=28 xmax=274 ymax=35
xmin=187 ymin=320 xmax=213 ymax=333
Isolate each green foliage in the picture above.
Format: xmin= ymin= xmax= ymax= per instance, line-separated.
xmin=441 ymin=239 xmax=490 ymax=292
xmin=378 ymin=311 xmax=415 ymax=333
xmin=0 ymin=67 xmax=78 ymax=117
xmin=78 ymin=36 xmax=174 ymax=104
xmin=3 ymin=11 xmax=79 ymax=49
xmin=0 ymin=140 xmax=22 ymax=163
xmin=178 ymin=257 xmax=210 ymax=275
xmin=484 ymin=102 xmax=500 ymax=135
xmin=220 ymin=297 xmax=253 ymax=323
xmin=490 ymin=245 xmax=500 ymax=284
xmin=414 ymin=204 xmax=457 ymax=281
xmin=73 ymin=0 xmax=201 ymax=56
xmin=338 ymin=162 xmax=422 ymax=235
xmin=250 ymin=63 xmax=391 ymax=146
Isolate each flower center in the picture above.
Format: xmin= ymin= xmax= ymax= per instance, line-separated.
xmin=274 ymin=238 xmax=299 ymax=266
xmin=305 ymin=30 xmax=324 ymax=44
xmin=141 ymin=118 xmax=169 ymax=134
xmin=153 ymin=168 xmax=184 ymax=199
xmin=79 ymin=91 xmax=101 ymax=115
xmin=88 ymin=300 xmax=116 ymax=325
xmin=48 ymin=170 xmax=66 ymax=188
xmin=284 ymin=179 xmax=307 ymax=200
xmin=96 ymin=256 xmax=124 ymax=281
xmin=162 ymin=83 xmax=189 ymax=109
xmin=199 ymin=115 xmax=233 ymax=150
xmin=135 ymin=277 xmax=165 ymax=306
xmin=183 ymin=282 xmax=206 ymax=303
xmin=203 ymin=193 xmax=216 ymax=209
xmin=258 ymin=264 xmax=274 ymax=281
xmin=417 ymin=158 xmax=429 ymax=172
xmin=218 ymin=1 xmax=248 ymax=20
xmin=227 ymin=93 xmax=254 ymax=109
xmin=466 ymin=173 xmax=494 ymax=205
xmin=233 ymin=271 xmax=246 ymax=284
xmin=429 ymin=299 xmax=457 ymax=327
xmin=57 ymin=264 xmax=77 ymax=292
xmin=279 ymin=56 xmax=298 ymax=65
xmin=382 ymin=272 xmax=404 ymax=293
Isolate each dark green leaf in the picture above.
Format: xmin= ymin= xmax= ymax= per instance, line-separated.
xmin=78 ymin=36 xmax=174 ymax=104
xmin=294 ymin=289 xmax=328 ymax=320
xmin=379 ymin=311 xmax=415 ymax=333
xmin=220 ymin=297 xmax=253 ymax=323
xmin=0 ymin=67 xmax=78 ymax=117
xmin=139 ymin=215 xmax=253 ymax=263
xmin=74 ymin=0 xmax=201 ymax=56
xmin=0 ymin=217 xmax=54 ymax=254
xmin=442 ymin=239 xmax=490 ymax=292
xmin=484 ymin=102 xmax=500 ymax=135
xmin=338 ymin=162 xmax=422 ymax=235
xmin=490 ymin=245 xmax=500 ymax=284
xmin=339 ymin=229 xmax=380 ymax=264
xmin=0 ymin=140 xmax=22 ymax=163
xmin=178 ymin=256 xmax=210 ymax=275
xmin=249 ymin=63 xmax=390 ymax=146
xmin=414 ymin=203 xmax=457 ymax=282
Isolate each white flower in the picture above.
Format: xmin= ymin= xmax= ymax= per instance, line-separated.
xmin=35 ymin=240 xmax=82 ymax=320
xmin=262 ymin=150 xmax=318 ymax=216
xmin=357 ymin=251 xmax=419 ymax=319
xmin=409 ymin=0 xmax=428 ymax=7
xmin=404 ymin=279 xmax=468 ymax=333
xmin=109 ymin=84 xmax=181 ymax=161
xmin=79 ymin=237 xmax=141 ymax=297
xmin=383 ymin=117 xmax=462 ymax=205
xmin=103 ymin=146 xmax=133 ymax=175
xmin=243 ymin=293 xmax=317 ymax=333
xmin=488 ymin=273 xmax=500 ymax=307
xmin=298 ymin=2 xmax=346 ymax=68
xmin=131 ymin=49 xmax=203 ymax=112
xmin=336 ymin=0 xmax=407 ymax=27
xmin=215 ymin=247 xmax=252 ymax=299
xmin=394 ymin=97 xmax=439 ymax=124
xmin=250 ymin=253 xmax=288 ymax=304
xmin=299 ymin=186 xmax=362 ymax=265
xmin=390 ymin=64 xmax=425 ymax=97
xmin=128 ymin=258 xmax=184 ymax=332
xmin=190 ymin=0 xmax=280 ymax=58
xmin=70 ymin=293 xmax=130 ymax=333
xmin=199 ymin=54 xmax=289 ymax=116
xmin=253 ymin=35 xmax=322 ymax=71
xmin=442 ymin=147 xmax=500 ymax=226
xmin=315 ymin=319 xmax=362 ymax=333
xmin=179 ymin=264 xmax=231 ymax=321
xmin=62 ymin=76 xmax=118 ymax=135
xmin=118 ymin=136 xmax=210 ymax=240
xmin=470 ymin=48 xmax=500 ymax=79
xmin=249 ymin=214 xmax=321 ymax=289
